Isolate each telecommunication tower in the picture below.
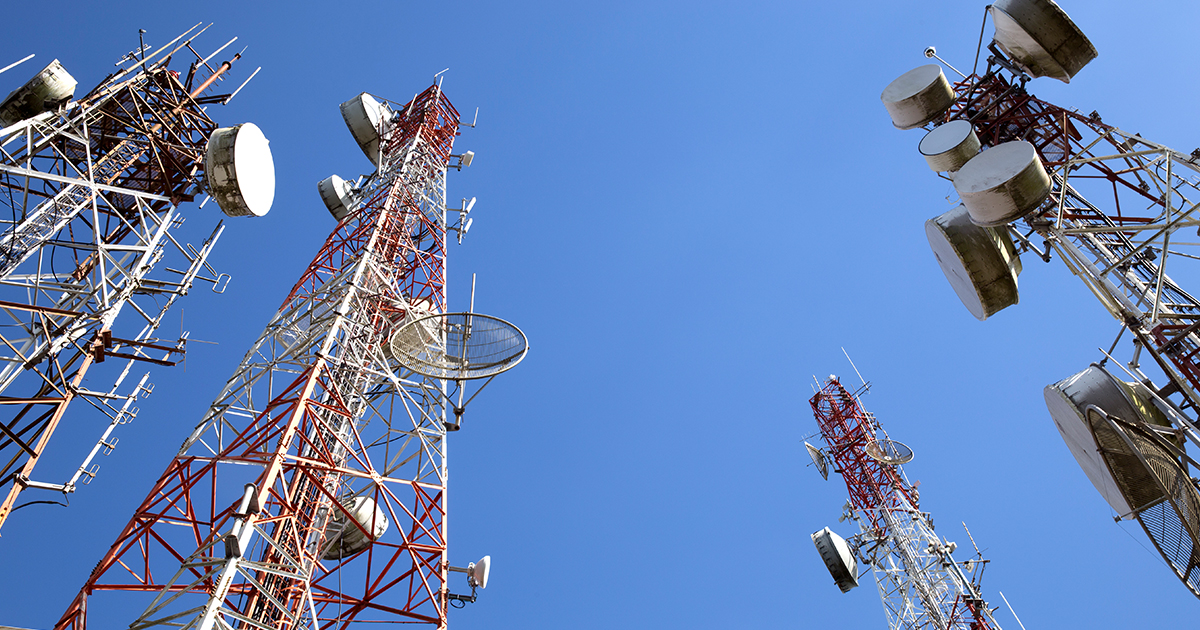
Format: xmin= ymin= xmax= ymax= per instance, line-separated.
xmin=56 ymin=81 xmax=525 ymax=630
xmin=807 ymin=375 xmax=1004 ymax=630
xmin=0 ymin=25 xmax=274 ymax=532
xmin=882 ymin=0 xmax=1200 ymax=598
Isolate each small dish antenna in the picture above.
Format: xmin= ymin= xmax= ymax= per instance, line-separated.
xmin=866 ymin=439 xmax=914 ymax=465
xmin=811 ymin=527 xmax=858 ymax=593
xmin=805 ymin=441 xmax=829 ymax=481
xmin=447 ymin=555 xmax=491 ymax=607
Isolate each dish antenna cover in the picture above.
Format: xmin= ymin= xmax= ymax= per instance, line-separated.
xmin=391 ymin=312 xmax=527 ymax=381
xmin=318 ymin=174 xmax=355 ymax=222
xmin=468 ymin=555 xmax=490 ymax=589
xmin=880 ymin=65 xmax=955 ymax=130
xmin=812 ymin=527 xmax=858 ymax=593
xmin=205 ymin=122 xmax=276 ymax=217
xmin=925 ymin=204 xmax=1022 ymax=320
xmin=341 ymin=92 xmax=392 ymax=166
xmin=919 ymin=120 xmax=980 ymax=173
xmin=805 ymin=442 xmax=829 ymax=480
xmin=0 ymin=59 xmax=76 ymax=126
xmin=322 ymin=496 xmax=390 ymax=560
xmin=990 ymin=0 xmax=1097 ymax=83
xmin=953 ymin=140 xmax=1051 ymax=227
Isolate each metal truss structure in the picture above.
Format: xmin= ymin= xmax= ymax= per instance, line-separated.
xmin=58 ymin=84 xmax=464 ymax=630
xmin=913 ymin=26 xmax=1200 ymax=597
xmin=811 ymin=377 xmax=1001 ymax=630
xmin=944 ymin=64 xmax=1200 ymax=411
xmin=0 ymin=25 xmax=261 ymax=531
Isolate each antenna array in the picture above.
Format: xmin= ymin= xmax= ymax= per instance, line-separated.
xmin=807 ymin=376 xmax=1002 ymax=630
xmin=883 ymin=0 xmax=1200 ymax=598
xmin=0 ymin=24 xmax=274 ymax=531
xmin=55 ymin=82 xmax=524 ymax=630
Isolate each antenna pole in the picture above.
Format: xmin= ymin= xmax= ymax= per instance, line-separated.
xmin=0 ymin=53 xmax=34 ymax=76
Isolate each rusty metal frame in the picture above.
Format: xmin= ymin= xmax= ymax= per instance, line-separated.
xmin=0 ymin=27 xmax=250 ymax=531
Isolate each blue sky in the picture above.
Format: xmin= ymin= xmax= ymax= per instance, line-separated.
xmin=1 ymin=1 xmax=1198 ymax=628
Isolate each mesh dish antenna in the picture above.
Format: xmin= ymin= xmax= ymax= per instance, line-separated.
xmin=812 ymin=527 xmax=858 ymax=593
xmin=391 ymin=312 xmax=527 ymax=381
xmin=866 ymin=439 xmax=915 ymax=465
xmin=990 ymin=0 xmax=1097 ymax=83
xmin=1084 ymin=406 xmax=1200 ymax=598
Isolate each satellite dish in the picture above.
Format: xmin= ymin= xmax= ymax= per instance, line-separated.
xmin=1044 ymin=364 xmax=1171 ymax=518
xmin=805 ymin=441 xmax=829 ymax=481
xmin=990 ymin=0 xmax=1097 ymax=84
xmin=205 ymin=122 xmax=275 ymax=218
xmin=880 ymin=64 xmax=956 ymax=130
xmin=340 ymin=92 xmax=393 ymax=166
xmin=391 ymin=312 xmax=527 ymax=381
xmin=811 ymin=527 xmax=858 ymax=593
xmin=925 ymin=204 xmax=1022 ymax=321
xmin=0 ymin=59 xmax=76 ymax=126
xmin=1084 ymin=406 xmax=1200 ymax=598
xmin=322 ymin=496 xmax=389 ymax=560
xmin=866 ymin=439 xmax=914 ymax=465
xmin=919 ymin=120 xmax=980 ymax=173
xmin=468 ymin=555 xmax=490 ymax=589
xmin=318 ymin=174 xmax=355 ymax=222
xmin=953 ymin=140 xmax=1051 ymax=227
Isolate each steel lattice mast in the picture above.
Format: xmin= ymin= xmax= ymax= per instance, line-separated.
xmin=0 ymin=25 xmax=270 ymax=531
xmin=883 ymin=0 xmax=1200 ymax=598
xmin=57 ymin=83 xmax=470 ymax=630
xmin=810 ymin=377 xmax=1001 ymax=630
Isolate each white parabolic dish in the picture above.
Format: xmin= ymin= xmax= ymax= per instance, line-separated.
xmin=925 ymin=204 xmax=1021 ymax=321
xmin=919 ymin=120 xmax=980 ymax=172
xmin=1044 ymin=365 xmax=1170 ymax=519
xmin=812 ymin=527 xmax=857 ymax=593
xmin=953 ymin=140 xmax=1050 ymax=227
xmin=205 ymin=122 xmax=275 ymax=218
xmin=990 ymin=0 xmax=1097 ymax=84
xmin=318 ymin=174 xmax=355 ymax=222
xmin=880 ymin=64 xmax=955 ymax=131
xmin=341 ymin=92 xmax=391 ymax=166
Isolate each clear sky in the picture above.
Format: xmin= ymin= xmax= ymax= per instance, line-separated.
xmin=0 ymin=1 xmax=1198 ymax=628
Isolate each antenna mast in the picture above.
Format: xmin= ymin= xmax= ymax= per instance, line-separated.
xmin=883 ymin=0 xmax=1200 ymax=599
xmin=808 ymin=376 xmax=1002 ymax=630
xmin=0 ymin=26 xmax=274 ymax=531
xmin=56 ymin=83 xmax=524 ymax=630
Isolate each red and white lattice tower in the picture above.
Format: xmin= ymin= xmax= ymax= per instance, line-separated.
xmin=56 ymin=82 xmax=516 ymax=630
xmin=809 ymin=376 xmax=1002 ymax=630
xmin=883 ymin=0 xmax=1200 ymax=599
xmin=0 ymin=25 xmax=273 ymax=532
